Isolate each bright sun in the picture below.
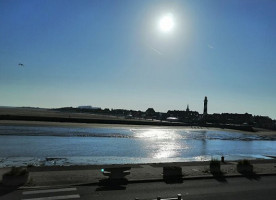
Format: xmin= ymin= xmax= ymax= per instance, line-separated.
xmin=159 ymin=13 xmax=174 ymax=33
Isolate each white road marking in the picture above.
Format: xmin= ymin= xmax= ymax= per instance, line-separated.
xmin=23 ymin=188 xmax=77 ymax=195
xmin=22 ymin=194 xmax=80 ymax=200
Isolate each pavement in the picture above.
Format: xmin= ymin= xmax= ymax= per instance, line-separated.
xmin=0 ymin=159 xmax=276 ymax=200
xmin=0 ymin=159 xmax=275 ymax=188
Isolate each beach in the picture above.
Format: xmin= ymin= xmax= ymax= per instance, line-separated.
xmin=1 ymin=120 xmax=276 ymax=137
xmin=1 ymin=120 xmax=276 ymax=168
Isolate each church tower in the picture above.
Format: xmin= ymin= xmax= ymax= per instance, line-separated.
xmin=203 ymin=96 xmax=208 ymax=115
xmin=186 ymin=104 xmax=190 ymax=112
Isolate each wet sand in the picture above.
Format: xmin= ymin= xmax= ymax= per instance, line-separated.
xmin=1 ymin=120 xmax=276 ymax=137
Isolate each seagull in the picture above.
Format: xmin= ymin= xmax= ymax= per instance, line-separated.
xmin=18 ymin=63 xmax=24 ymax=67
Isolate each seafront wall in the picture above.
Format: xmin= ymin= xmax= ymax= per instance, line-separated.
xmin=0 ymin=114 xmax=184 ymax=126
xmin=202 ymin=123 xmax=254 ymax=132
xmin=0 ymin=114 xmax=254 ymax=132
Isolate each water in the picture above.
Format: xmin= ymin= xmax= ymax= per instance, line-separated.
xmin=0 ymin=125 xmax=275 ymax=167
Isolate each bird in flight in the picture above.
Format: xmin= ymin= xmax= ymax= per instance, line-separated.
xmin=18 ymin=63 xmax=24 ymax=67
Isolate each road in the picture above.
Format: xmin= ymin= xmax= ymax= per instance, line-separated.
xmin=1 ymin=176 xmax=276 ymax=200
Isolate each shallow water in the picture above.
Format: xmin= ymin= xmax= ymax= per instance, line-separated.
xmin=0 ymin=125 xmax=275 ymax=167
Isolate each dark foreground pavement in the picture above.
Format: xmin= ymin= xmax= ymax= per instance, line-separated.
xmin=1 ymin=175 xmax=276 ymax=200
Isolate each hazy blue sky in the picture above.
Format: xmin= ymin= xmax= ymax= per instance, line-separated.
xmin=1 ymin=0 xmax=276 ymax=119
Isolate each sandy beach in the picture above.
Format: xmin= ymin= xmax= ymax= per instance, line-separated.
xmin=1 ymin=120 xmax=276 ymax=137
xmin=0 ymin=115 xmax=276 ymax=187
xmin=1 ymin=111 xmax=275 ymax=168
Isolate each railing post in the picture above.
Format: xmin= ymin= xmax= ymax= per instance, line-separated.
xmin=177 ymin=193 xmax=182 ymax=200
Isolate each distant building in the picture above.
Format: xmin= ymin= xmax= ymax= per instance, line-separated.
xmin=206 ymin=113 xmax=253 ymax=125
xmin=253 ymin=115 xmax=274 ymax=129
xmin=78 ymin=106 xmax=101 ymax=110
xmin=111 ymin=109 xmax=128 ymax=116
xmin=203 ymin=96 xmax=208 ymax=115
xmin=167 ymin=108 xmax=199 ymax=123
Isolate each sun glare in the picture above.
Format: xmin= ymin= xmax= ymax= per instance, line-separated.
xmin=159 ymin=13 xmax=174 ymax=33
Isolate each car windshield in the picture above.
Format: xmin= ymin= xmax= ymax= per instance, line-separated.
xmin=0 ymin=0 xmax=276 ymax=199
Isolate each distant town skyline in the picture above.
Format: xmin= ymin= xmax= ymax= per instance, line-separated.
xmin=1 ymin=0 xmax=276 ymax=119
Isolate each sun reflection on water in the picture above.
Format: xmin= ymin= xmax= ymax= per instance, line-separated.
xmin=133 ymin=129 xmax=189 ymax=159
xmin=133 ymin=129 xmax=181 ymax=140
xmin=153 ymin=142 xmax=182 ymax=159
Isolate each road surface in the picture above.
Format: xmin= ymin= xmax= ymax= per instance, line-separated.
xmin=1 ymin=176 xmax=276 ymax=200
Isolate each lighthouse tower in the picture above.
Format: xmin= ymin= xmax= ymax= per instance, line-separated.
xmin=203 ymin=96 xmax=208 ymax=115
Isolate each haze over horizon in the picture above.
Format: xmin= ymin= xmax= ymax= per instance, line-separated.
xmin=1 ymin=0 xmax=276 ymax=119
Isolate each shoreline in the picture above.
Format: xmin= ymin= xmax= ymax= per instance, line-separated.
xmin=1 ymin=120 xmax=276 ymax=137
xmin=1 ymin=120 xmax=275 ymax=170
xmin=0 ymin=113 xmax=255 ymax=132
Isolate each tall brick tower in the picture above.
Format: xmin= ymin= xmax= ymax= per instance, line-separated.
xmin=203 ymin=96 xmax=208 ymax=115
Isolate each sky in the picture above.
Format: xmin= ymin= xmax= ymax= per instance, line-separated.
xmin=0 ymin=0 xmax=276 ymax=119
